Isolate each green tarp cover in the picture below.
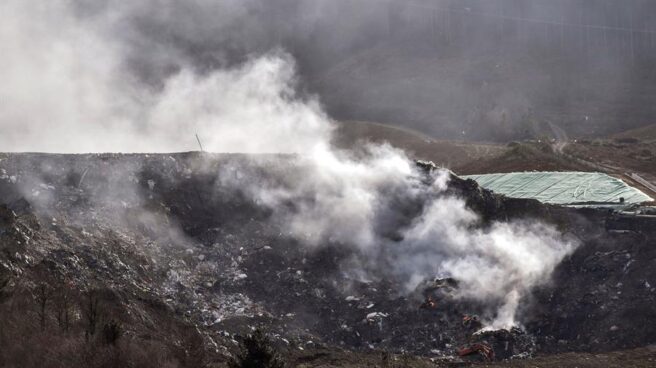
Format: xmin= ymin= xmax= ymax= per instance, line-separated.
xmin=463 ymin=172 xmax=653 ymax=206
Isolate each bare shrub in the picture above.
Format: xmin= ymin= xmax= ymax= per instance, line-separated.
xmin=102 ymin=320 xmax=122 ymax=345
xmin=228 ymin=330 xmax=285 ymax=368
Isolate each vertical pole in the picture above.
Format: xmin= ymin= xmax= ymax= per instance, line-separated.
xmin=195 ymin=134 xmax=204 ymax=152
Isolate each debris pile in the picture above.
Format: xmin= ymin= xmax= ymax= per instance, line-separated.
xmin=0 ymin=153 xmax=655 ymax=364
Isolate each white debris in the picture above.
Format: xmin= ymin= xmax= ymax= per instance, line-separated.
xmin=345 ymin=296 xmax=360 ymax=302
xmin=366 ymin=312 xmax=388 ymax=321
xmin=147 ymin=179 xmax=155 ymax=190
xmin=623 ymin=260 xmax=634 ymax=273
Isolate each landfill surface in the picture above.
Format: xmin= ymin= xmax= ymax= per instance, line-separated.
xmin=1 ymin=152 xmax=655 ymax=367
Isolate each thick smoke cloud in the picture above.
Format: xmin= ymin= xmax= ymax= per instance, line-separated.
xmin=0 ymin=0 xmax=577 ymax=328
xmin=400 ymin=197 xmax=573 ymax=328
xmin=0 ymin=0 xmax=328 ymax=153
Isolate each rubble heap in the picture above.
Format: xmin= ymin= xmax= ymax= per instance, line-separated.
xmin=0 ymin=153 xmax=654 ymax=365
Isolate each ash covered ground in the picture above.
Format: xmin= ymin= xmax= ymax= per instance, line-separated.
xmin=1 ymin=152 xmax=655 ymax=367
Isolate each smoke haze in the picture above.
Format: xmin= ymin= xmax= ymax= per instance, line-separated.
xmin=4 ymin=1 xmax=656 ymax=151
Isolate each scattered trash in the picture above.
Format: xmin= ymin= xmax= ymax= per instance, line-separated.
xmin=365 ymin=312 xmax=388 ymax=321
xmin=457 ymin=343 xmax=495 ymax=361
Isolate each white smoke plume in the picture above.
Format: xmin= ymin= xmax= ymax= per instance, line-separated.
xmin=400 ymin=196 xmax=574 ymax=328
xmin=0 ymin=0 xmax=329 ymax=154
xmin=227 ymin=151 xmax=576 ymax=327
xmin=0 ymin=0 xmax=577 ymax=328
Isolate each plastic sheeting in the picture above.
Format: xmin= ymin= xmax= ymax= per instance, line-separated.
xmin=463 ymin=172 xmax=653 ymax=207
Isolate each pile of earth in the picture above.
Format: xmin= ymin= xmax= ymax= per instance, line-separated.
xmin=0 ymin=152 xmax=654 ymax=367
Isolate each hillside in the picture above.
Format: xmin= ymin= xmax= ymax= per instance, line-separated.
xmin=612 ymin=123 xmax=656 ymax=142
xmin=1 ymin=153 xmax=655 ymax=367
xmin=335 ymin=121 xmax=656 ymax=199
xmin=314 ymin=42 xmax=656 ymax=142
xmin=333 ymin=121 xmax=505 ymax=169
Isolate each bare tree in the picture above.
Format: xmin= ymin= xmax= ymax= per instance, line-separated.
xmin=0 ymin=275 xmax=10 ymax=302
xmin=54 ymin=282 xmax=74 ymax=333
xmin=34 ymin=283 xmax=52 ymax=331
xmin=81 ymin=289 xmax=101 ymax=341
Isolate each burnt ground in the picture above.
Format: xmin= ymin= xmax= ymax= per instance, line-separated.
xmin=0 ymin=152 xmax=655 ymax=367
